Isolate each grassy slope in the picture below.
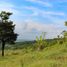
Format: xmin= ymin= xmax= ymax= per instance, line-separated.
xmin=0 ymin=43 xmax=67 ymax=67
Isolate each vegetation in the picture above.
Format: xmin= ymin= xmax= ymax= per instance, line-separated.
xmin=0 ymin=41 xmax=67 ymax=67
xmin=0 ymin=11 xmax=67 ymax=67
xmin=35 ymin=32 xmax=47 ymax=50
xmin=0 ymin=11 xmax=18 ymax=56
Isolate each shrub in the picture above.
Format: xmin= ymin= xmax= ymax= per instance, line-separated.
xmin=35 ymin=32 xmax=47 ymax=50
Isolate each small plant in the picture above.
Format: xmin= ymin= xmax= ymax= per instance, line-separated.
xmin=35 ymin=32 xmax=47 ymax=50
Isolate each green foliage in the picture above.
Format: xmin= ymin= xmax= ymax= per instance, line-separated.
xmin=0 ymin=11 xmax=18 ymax=56
xmin=35 ymin=32 xmax=47 ymax=50
xmin=65 ymin=21 xmax=67 ymax=26
xmin=62 ymin=21 xmax=67 ymax=42
xmin=0 ymin=42 xmax=67 ymax=67
xmin=61 ymin=24 xmax=67 ymax=42
xmin=0 ymin=11 xmax=18 ymax=43
xmin=57 ymin=21 xmax=67 ymax=44
xmin=0 ymin=11 xmax=12 ymax=22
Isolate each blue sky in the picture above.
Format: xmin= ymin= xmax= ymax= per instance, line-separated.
xmin=0 ymin=0 xmax=67 ymax=40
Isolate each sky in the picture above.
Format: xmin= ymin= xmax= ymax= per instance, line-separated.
xmin=0 ymin=0 xmax=67 ymax=40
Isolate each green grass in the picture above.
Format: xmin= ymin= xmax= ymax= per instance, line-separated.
xmin=0 ymin=42 xmax=67 ymax=67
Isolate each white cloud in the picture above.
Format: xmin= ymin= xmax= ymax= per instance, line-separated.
xmin=0 ymin=1 xmax=66 ymax=40
xmin=42 ymin=0 xmax=67 ymax=3
xmin=26 ymin=0 xmax=52 ymax=7
xmin=17 ymin=19 xmax=65 ymax=39
xmin=10 ymin=5 xmax=65 ymax=40
xmin=0 ymin=1 xmax=25 ymax=17
xmin=22 ymin=6 xmax=66 ymax=24
xmin=42 ymin=11 xmax=65 ymax=16
xmin=24 ymin=19 xmax=63 ymax=32
xmin=12 ymin=17 xmax=65 ymax=40
xmin=23 ymin=6 xmax=65 ymax=16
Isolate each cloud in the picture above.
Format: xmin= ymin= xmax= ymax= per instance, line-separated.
xmin=0 ymin=3 xmax=17 ymax=16
xmin=0 ymin=0 xmax=66 ymax=40
xmin=0 ymin=1 xmax=25 ymax=17
xmin=24 ymin=19 xmax=64 ymax=32
xmin=23 ymin=6 xmax=65 ymax=16
xmin=43 ymin=0 xmax=67 ymax=3
xmin=12 ymin=16 xmax=66 ymax=40
xmin=16 ymin=19 xmax=65 ymax=39
xmin=22 ymin=6 xmax=66 ymax=24
xmin=26 ymin=0 xmax=52 ymax=7
xmin=9 ymin=4 xmax=65 ymax=40
xmin=42 ymin=11 xmax=65 ymax=16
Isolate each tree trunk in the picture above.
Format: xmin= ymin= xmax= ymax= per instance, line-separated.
xmin=2 ymin=40 xmax=5 ymax=56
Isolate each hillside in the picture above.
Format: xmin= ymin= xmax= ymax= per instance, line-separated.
xmin=0 ymin=42 xmax=67 ymax=67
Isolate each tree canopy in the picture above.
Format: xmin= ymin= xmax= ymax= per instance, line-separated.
xmin=0 ymin=11 xmax=18 ymax=56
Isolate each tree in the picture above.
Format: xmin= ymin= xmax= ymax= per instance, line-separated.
xmin=0 ymin=11 xmax=18 ymax=56
xmin=60 ymin=21 xmax=67 ymax=43
xmin=65 ymin=21 xmax=67 ymax=26
xmin=63 ymin=21 xmax=67 ymax=42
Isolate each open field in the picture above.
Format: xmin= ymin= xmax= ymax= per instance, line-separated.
xmin=0 ymin=42 xmax=67 ymax=67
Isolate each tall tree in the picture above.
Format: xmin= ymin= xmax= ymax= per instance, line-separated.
xmin=65 ymin=21 xmax=67 ymax=26
xmin=64 ymin=21 xmax=67 ymax=41
xmin=61 ymin=21 xmax=67 ymax=42
xmin=0 ymin=11 xmax=18 ymax=56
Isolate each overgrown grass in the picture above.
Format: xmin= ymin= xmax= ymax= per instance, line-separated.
xmin=0 ymin=42 xmax=67 ymax=67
